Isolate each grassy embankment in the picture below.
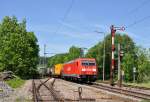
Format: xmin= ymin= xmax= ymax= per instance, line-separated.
xmin=124 ymin=82 xmax=150 ymax=88
xmin=5 ymin=76 xmax=25 ymax=88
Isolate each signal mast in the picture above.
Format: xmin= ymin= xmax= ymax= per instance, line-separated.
xmin=110 ymin=25 xmax=125 ymax=86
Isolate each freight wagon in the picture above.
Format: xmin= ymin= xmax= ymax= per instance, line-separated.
xmin=61 ymin=58 xmax=97 ymax=82
xmin=52 ymin=64 xmax=63 ymax=77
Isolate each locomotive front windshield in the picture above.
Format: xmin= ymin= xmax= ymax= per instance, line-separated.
xmin=82 ymin=61 xmax=96 ymax=66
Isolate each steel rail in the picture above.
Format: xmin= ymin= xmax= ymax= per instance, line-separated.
xmin=32 ymin=79 xmax=40 ymax=102
xmin=33 ymin=79 xmax=54 ymax=102
xmin=39 ymin=79 xmax=63 ymax=101
xmin=91 ymin=82 xmax=150 ymax=100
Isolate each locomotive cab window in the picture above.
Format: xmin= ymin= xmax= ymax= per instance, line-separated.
xmin=89 ymin=62 xmax=96 ymax=66
xmin=82 ymin=62 xmax=89 ymax=66
xmin=82 ymin=61 xmax=96 ymax=66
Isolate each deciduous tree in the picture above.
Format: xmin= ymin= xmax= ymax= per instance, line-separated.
xmin=0 ymin=16 xmax=39 ymax=78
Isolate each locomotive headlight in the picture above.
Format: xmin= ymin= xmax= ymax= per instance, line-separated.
xmin=82 ymin=68 xmax=86 ymax=71
xmin=92 ymin=69 xmax=96 ymax=72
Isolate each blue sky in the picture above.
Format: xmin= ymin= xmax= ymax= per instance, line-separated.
xmin=0 ymin=0 xmax=150 ymax=56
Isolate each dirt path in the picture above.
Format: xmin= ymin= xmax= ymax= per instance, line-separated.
xmin=0 ymin=80 xmax=32 ymax=102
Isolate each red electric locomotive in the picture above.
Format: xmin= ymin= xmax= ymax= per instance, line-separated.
xmin=61 ymin=58 xmax=97 ymax=82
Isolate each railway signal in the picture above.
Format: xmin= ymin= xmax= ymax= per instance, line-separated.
xmin=120 ymin=50 xmax=124 ymax=62
xmin=110 ymin=25 xmax=125 ymax=86
xmin=133 ymin=67 xmax=136 ymax=82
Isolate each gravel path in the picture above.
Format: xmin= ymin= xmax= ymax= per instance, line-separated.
xmin=0 ymin=80 xmax=32 ymax=102
xmin=54 ymin=79 xmax=139 ymax=102
xmin=0 ymin=81 xmax=13 ymax=98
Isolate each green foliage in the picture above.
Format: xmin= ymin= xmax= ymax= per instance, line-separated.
xmin=122 ymin=46 xmax=150 ymax=82
xmin=68 ymin=46 xmax=81 ymax=60
xmin=122 ymin=53 xmax=134 ymax=81
xmin=86 ymin=33 xmax=135 ymax=80
xmin=136 ymin=47 xmax=150 ymax=82
xmin=48 ymin=46 xmax=80 ymax=67
xmin=48 ymin=53 xmax=67 ymax=67
xmin=5 ymin=76 xmax=25 ymax=88
xmin=87 ymin=33 xmax=150 ymax=82
xmin=0 ymin=16 xmax=39 ymax=78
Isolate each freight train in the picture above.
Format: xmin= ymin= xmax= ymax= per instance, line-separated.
xmin=51 ymin=64 xmax=63 ymax=77
xmin=51 ymin=58 xmax=98 ymax=82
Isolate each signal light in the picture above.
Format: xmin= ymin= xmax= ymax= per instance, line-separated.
xmin=120 ymin=50 xmax=124 ymax=61
xmin=120 ymin=51 xmax=124 ymax=56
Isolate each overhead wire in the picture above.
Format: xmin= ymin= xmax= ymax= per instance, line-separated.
xmin=54 ymin=0 xmax=75 ymax=35
xmin=125 ymin=0 xmax=150 ymax=28
xmin=53 ymin=0 xmax=149 ymax=33
xmin=126 ymin=15 xmax=150 ymax=28
xmin=128 ymin=0 xmax=150 ymax=14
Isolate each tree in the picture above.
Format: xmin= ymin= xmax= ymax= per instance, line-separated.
xmin=136 ymin=47 xmax=150 ymax=82
xmin=48 ymin=46 xmax=81 ymax=68
xmin=122 ymin=53 xmax=134 ymax=81
xmin=0 ymin=16 xmax=39 ymax=78
xmin=48 ymin=53 xmax=68 ymax=68
xmin=68 ymin=46 xmax=81 ymax=60
xmin=86 ymin=33 xmax=135 ymax=80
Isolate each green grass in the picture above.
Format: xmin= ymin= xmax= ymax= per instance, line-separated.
xmin=141 ymin=100 xmax=150 ymax=102
xmin=5 ymin=76 xmax=25 ymax=88
xmin=15 ymin=98 xmax=32 ymax=102
xmin=96 ymin=80 xmax=150 ymax=88
xmin=124 ymin=81 xmax=150 ymax=88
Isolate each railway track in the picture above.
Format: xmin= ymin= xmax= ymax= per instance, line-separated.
xmin=32 ymin=78 xmax=96 ymax=102
xmin=91 ymin=82 xmax=150 ymax=100
xmin=32 ymin=79 xmax=40 ymax=102
xmin=32 ymin=78 xmax=63 ymax=102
